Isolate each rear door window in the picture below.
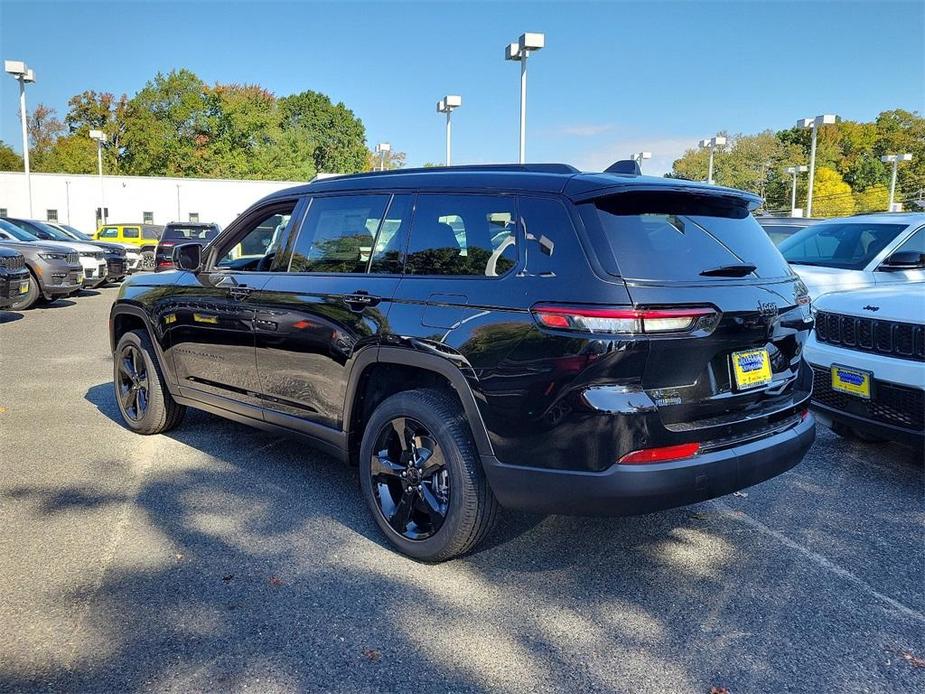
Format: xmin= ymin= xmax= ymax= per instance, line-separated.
xmin=123 ymin=227 xmax=140 ymax=239
xmin=164 ymin=225 xmax=219 ymax=242
xmin=406 ymin=194 xmax=517 ymax=276
xmin=590 ymin=192 xmax=791 ymax=281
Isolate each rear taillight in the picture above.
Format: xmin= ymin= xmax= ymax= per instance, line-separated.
xmin=531 ymin=305 xmax=718 ymax=335
xmin=619 ymin=442 xmax=701 ymax=465
xmin=159 ymin=241 xmax=175 ymax=248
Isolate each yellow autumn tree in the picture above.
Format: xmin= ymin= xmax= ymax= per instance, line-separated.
xmin=854 ymin=185 xmax=890 ymax=214
xmin=812 ymin=166 xmax=856 ymax=217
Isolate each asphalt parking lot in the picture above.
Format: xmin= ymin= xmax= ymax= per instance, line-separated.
xmin=0 ymin=286 xmax=922 ymax=693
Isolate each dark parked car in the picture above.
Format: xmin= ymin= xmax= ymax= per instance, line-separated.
xmin=0 ymin=247 xmax=30 ymax=310
xmin=109 ymin=162 xmax=816 ymax=560
xmin=154 ymin=222 xmax=222 ymax=272
xmin=0 ymin=219 xmax=83 ymax=309
xmin=756 ymin=215 xmax=821 ymax=246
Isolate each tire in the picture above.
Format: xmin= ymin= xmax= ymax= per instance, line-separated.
xmin=9 ymin=272 xmax=40 ymax=311
xmin=358 ymin=388 xmax=499 ymax=562
xmin=113 ymin=329 xmax=186 ymax=434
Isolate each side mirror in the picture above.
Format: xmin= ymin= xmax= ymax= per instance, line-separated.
xmin=880 ymin=251 xmax=925 ymax=271
xmin=173 ymin=243 xmax=202 ymax=271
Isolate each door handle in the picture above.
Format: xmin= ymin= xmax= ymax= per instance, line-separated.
xmin=229 ymin=286 xmax=253 ymax=301
xmin=211 ymin=273 xmax=238 ymax=288
xmin=344 ymin=292 xmax=381 ymax=310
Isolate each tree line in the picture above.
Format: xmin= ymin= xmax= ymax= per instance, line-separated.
xmin=669 ymin=109 xmax=925 ymax=216
xmin=0 ymin=68 xmax=406 ymax=181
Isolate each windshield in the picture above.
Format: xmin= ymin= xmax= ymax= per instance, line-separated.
xmin=163 ymin=225 xmax=219 ymax=241
xmin=62 ymin=225 xmax=92 ymax=240
xmin=591 ymin=192 xmax=792 ymax=281
xmin=0 ymin=219 xmax=40 ymax=242
xmin=779 ymin=222 xmax=909 ymax=270
xmin=17 ymin=220 xmax=73 ymax=242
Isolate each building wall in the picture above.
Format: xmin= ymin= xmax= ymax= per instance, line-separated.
xmin=0 ymin=171 xmax=309 ymax=232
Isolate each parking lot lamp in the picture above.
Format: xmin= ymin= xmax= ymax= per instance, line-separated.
xmin=89 ymin=130 xmax=107 ymax=224
xmin=880 ymin=153 xmax=913 ymax=211
xmin=5 ymin=60 xmax=36 ymax=216
xmin=785 ymin=165 xmax=809 ymax=217
xmin=436 ymin=95 xmax=462 ymax=166
xmin=630 ymin=151 xmax=652 ymax=172
xmin=505 ymin=32 xmax=544 ymax=164
xmin=698 ymin=136 xmax=727 ymax=184
xmin=798 ymin=114 xmax=837 ymax=217
xmin=375 ymin=142 xmax=391 ymax=171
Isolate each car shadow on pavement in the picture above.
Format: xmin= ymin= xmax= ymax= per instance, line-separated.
xmin=0 ymin=311 xmax=24 ymax=323
xmin=35 ymin=298 xmax=77 ymax=309
xmin=2 ymin=381 xmax=919 ymax=693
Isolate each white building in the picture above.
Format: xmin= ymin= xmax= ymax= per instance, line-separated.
xmin=0 ymin=171 xmax=314 ymax=232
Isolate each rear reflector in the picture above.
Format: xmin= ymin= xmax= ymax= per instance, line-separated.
xmin=532 ymin=305 xmax=717 ymax=335
xmin=619 ymin=442 xmax=701 ymax=464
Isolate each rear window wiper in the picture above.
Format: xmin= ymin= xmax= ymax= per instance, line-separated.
xmin=699 ymin=263 xmax=757 ymax=277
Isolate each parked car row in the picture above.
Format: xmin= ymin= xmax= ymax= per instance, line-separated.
xmin=0 ymin=217 xmax=146 ymax=310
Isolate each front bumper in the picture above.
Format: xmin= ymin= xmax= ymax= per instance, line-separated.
xmin=482 ymin=415 xmax=815 ymax=515
xmin=40 ymin=264 xmax=84 ymax=297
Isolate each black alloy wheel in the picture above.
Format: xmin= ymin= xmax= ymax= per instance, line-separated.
xmin=369 ymin=417 xmax=450 ymax=540
xmin=117 ymin=344 xmax=150 ymax=421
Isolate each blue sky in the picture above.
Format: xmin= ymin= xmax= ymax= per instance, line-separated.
xmin=1 ymin=0 xmax=923 ymax=175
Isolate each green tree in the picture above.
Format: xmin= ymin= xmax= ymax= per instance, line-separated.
xmin=366 ymin=147 xmax=406 ymax=171
xmin=64 ymin=90 xmax=129 ymax=173
xmin=40 ymin=134 xmax=97 ymax=174
xmin=207 ymin=83 xmax=281 ymax=178
xmin=27 ymin=104 xmax=66 ymax=170
xmin=279 ymin=91 xmax=368 ymax=173
xmin=121 ymin=69 xmax=212 ymax=177
xmin=854 ymin=185 xmax=890 ymax=214
xmin=0 ymin=140 xmax=23 ymax=170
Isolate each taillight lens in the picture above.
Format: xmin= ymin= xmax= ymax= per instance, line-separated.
xmin=532 ymin=305 xmax=717 ymax=335
xmin=619 ymin=442 xmax=700 ymax=464
xmin=159 ymin=241 xmax=175 ymax=248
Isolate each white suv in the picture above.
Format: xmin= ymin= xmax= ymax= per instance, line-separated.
xmin=779 ymin=212 xmax=924 ymax=299
xmin=804 ymin=284 xmax=924 ymax=448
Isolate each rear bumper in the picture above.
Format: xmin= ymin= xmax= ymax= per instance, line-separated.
xmin=482 ymin=415 xmax=815 ymax=515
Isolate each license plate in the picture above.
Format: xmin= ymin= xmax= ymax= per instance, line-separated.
xmin=18 ymin=281 xmax=29 ymax=294
xmin=84 ymin=268 xmax=93 ymax=278
xmin=731 ymin=348 xmax=772 ymax=390
xmin=831 ymin=364 xmax=871 ymax=399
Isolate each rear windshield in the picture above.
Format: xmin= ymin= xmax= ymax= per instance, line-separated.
xmin=163 ymin=225 xmax=218 ymax=241
xmin=760 ymin=224 xmax=806 ymax=246
xmin=778 ymin=222 xmax=909 ymax=270
xmin=590 ymin=192 xmax=792 ymax=281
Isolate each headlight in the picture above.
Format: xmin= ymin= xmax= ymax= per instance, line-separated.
xmin=39 ymin=252 xmax=69 ymax=261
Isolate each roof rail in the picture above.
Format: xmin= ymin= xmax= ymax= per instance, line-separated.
xmin=319 ymin=163 xmax=580 ymax=180
xmin=603 ymin=160 xmax=642 ymax=175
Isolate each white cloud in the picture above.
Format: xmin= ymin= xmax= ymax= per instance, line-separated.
xmin=572 ymin=136 xmax=700 ymax=176
xmin=555 ymin=123 xmax=615 ymax=137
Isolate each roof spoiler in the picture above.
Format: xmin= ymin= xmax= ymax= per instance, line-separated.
xmin=603 ymin=160 xmax=641 ymax=175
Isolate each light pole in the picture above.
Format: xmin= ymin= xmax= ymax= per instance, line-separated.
xmin=798 ymin=114 xmax=837 ymax=217
xmin=89 ymin=129 xmax=107 ymax=225
xmin=698 ymin=136 xmax=727 ymax=184
xmin=4 ymin=60 xmax=36 ymax=216
xmin=65 ymin=180 xmax=71 ymax=224
xmin=505 ymin=32 xmax=544 ymax=164
xmin=880 ymin=153 xmax=913 ymax=211
xmin=375 ymin=142 xmax=391 ymax=171
xmin=785 ymin=165 xmax=809 ymax=217
xmin=436 ymin=95 xmax=462 ymax=166
xmin=630 ymin=151 xmax=652 ymax=172
xmin=176 ymin=184 xmax=181 ymax=220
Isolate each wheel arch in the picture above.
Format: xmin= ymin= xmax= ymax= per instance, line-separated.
xmin=109 ymin=303 xmax=176 ymax=391
xmin=344 ymin=346 xmax=494 ymax=463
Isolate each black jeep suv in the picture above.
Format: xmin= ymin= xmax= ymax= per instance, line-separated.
xmin=109 ymin=163 xmax=816 ymax=560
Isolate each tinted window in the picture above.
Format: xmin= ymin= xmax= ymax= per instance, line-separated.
xmin=406 ymin=194 xmax=517 ymax=277
xmin=0 ymin=219 xmax=37 ymax=241
xmin=217 ymin=206 xmax=295 ymax=271
xmin=593 ymin=192 xmax=791 ymax=281
xmin=761 ymin=224 xmax=805 ymax=246
xmin=519 ymin=196 xmax=581 ymax=276
xmin=123 ymin=227 xmax=140 ymax=239
xmin=779 ymin=222 xmax=909 ymax=270
xmin=289 ymin=195 xmax=388 ymax=273
xmin=370 ymin=195 xmax=413 ymax=274
xmin=99 ymin=227 xmax=118 ymax=238
xmin=142 ymin=226 xmax=161 ymax=239
xmin=164 ymin=225 xmax=219 ymax=241
xmin=896 ymin=227 xmax=925 ymax=255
